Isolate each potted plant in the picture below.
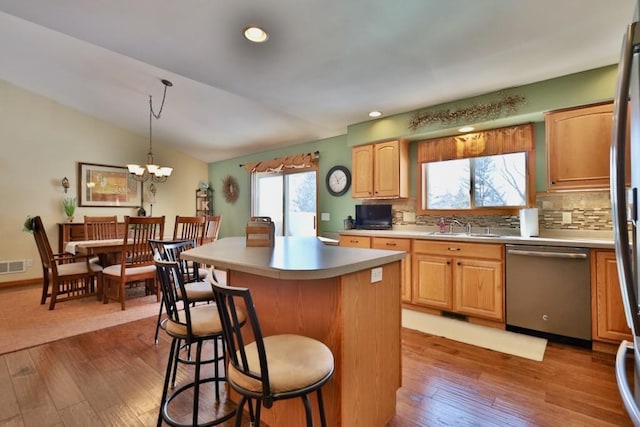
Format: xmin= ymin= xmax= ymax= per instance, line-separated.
xmin=22 ymin=215 xmax=35 ymax=233
xmin=63 ymin=197 xmax=76 ymax=222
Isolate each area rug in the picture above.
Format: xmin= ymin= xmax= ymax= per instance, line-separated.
xmin=402 ymin=309 xmax=547 ymax=361
xmin=0 ymin=284 xmax=160 ymax=355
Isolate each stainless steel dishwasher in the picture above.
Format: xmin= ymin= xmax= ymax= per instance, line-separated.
xmin=505 ymin=244 xmax=591 ymax=342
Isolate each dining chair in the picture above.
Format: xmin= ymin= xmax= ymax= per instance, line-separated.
xmin=83 ymin=215 xmax=120 ymax=268
xmin=155 ymin=259 xmax=237 ymax=427
xmin=202 ymin=215 xmax=222 ymax=244
xmin=210 ymin=281 xmax=335 ymax=427
xmin=102 ymin=215 xmax=164 ymax=310
xmin=173 ymin=215 xmax=209 ymax=278
xmin=149 ymin=238 xmax=216 ymax=344
xmin=173 ymin=215 xmax=207 ymax=245
xmin=30 ymin=216 xmax=102 ymax=310
xmin=83 ymin=215 xmax=119 ymax=240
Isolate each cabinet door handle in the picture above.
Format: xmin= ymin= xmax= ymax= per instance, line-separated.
xmin=386 ymin=242 xmax=397 ymax=247
xmin=457 ymin=261 xmax=461 ymax=266
xmin=448 ymin=247 xmax=460 ymax=251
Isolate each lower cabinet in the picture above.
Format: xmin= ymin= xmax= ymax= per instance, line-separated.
xmin=338 ymin=235 xmax=631 ymax=343
xmin=338 ymin=235 xmax=371 ymax=248
xmin=592 ymin=250 xmax=632 ymax=344
xmin=339 ymin=234 xmax=411 ymax=303
xmin=371 ymin=237 xmax=412 ymax=303
xmin=412 ymin=240 xmax=504 ymax=323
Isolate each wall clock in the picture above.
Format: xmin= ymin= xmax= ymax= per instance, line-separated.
xmin=222 ymin=175 xmax=239 ymax=203
xmin=326 ymin=165 xmax=351 ymax=196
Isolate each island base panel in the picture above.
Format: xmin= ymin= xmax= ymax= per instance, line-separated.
xmin=227 ymin=261 xmax=401 ymax=426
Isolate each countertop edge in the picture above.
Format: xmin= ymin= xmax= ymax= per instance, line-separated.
xmin=338 ymin=229 xmax=615 ymax=249
xmin=181 ymin=236 xmax=406 ymax=280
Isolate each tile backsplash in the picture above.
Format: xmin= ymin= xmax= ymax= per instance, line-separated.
xmin=375 ymin=191 xmax=612 ymax=231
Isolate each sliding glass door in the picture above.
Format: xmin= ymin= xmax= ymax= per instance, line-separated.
xmin=252 ymin=169 xmax=317 ymax=236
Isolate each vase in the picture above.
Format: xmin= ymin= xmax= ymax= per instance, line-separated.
xmin=66 ymin=216 xmax=74 ymax=223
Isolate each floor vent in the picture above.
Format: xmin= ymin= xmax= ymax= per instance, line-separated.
xmin=0 ymin=260 xmax=26 ymax=274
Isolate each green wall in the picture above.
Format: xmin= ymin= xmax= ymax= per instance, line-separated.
xmin=210 ymin=65 xmax=619 ymax=237
xmin=208 ymin=135 xmax=355 ymax=238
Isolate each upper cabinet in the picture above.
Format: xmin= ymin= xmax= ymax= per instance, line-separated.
xmin=545 ymin=102 xmax=629 ymax=191
xmin=352 ymin=139 xmax=409 ymax=198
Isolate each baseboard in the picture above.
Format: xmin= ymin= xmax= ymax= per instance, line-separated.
xmin=0 ymin=278 xmax=40 ymax=289
xmin=505 ymin=325 xmax=592 ymax=349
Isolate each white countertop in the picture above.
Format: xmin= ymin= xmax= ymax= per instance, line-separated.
xmin=181 ymin=236 xmax=406 ymax=280
xmin=338 ymin=227 xmax=616 ymax=249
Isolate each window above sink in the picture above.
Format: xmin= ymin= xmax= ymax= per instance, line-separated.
xmin=423 ymin=152 xmax=527 ymax=210
xmin=416 ymin=123 xmax=536 ymax=216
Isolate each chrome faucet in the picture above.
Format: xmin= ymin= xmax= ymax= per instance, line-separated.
xmin=449 ymin=219 xmax=472 ymax=234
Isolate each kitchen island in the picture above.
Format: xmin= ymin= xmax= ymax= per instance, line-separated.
xmin=181 ymin=236 xmax=405 ymax=426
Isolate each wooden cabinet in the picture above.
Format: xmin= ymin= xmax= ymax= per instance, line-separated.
xmin=352 ymin=144 xmax=374 ymax=198
xmin=592 ymin=250 xmax=632 ymax=344
xmin=412 ymin=240 xmax=504 ymax=323
xmin=339 ymin=234 xmax=411 ymax=302
xmin=352 ymin=139 xmax=409 ymax=198
xmin=372 ymin=237 xmax=412 ymax=303
xmin=338 ymin=235 xmax=371 ymax=248
xmin=195 ymin=188 xmax=213 ymax=216
xmin=412 ymin=253 xmax=452 ymax=309
xmin=545 ymin=102 xmax=629 ymax=191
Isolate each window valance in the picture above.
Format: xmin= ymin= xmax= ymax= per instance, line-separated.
xmin=417 ymin=123 xmax=534 ymax=163
xmin=243 ymin=152 xmax=318 ymax=173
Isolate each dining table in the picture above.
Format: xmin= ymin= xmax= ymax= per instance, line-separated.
xmin=64 ymin=238 xmax=129 ymax=267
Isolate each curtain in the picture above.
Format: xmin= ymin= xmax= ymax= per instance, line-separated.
xmin=243 ymin=152 xmax=318 ymax=173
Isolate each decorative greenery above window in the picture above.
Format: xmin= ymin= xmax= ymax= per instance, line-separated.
xmin=409 ymin=93 xmax=526 ymax=131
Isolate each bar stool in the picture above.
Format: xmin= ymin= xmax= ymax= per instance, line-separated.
xmin=211 ymin=281 xmax=334 ymax=427
xmin=155 ymin=259 xmax=239 ymax=426
xmin=149 ymin=239 xmax=216 ymax=344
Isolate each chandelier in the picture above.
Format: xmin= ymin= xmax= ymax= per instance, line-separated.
xmin=127 ymin=79 xmax=173 ymax=183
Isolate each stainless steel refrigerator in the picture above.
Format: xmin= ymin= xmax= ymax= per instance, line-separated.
xmin=611 ymin=3 xmax=640 ymax=425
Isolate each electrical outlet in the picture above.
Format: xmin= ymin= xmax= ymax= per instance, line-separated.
xmin=371 ymin=267 xmax=383 ymax=283
xmin=562 ymin=212 xmax=572 ymax=224
xmin=321 ymin=212 xmax=330 ymax=221
xmin=25 ymin=259 xmax=33 ymax=267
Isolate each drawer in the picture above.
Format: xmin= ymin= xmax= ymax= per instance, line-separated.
xmin=339 ymin=235 xmax=372 ymax=248
xmin=413 ymin=239 xmax=503 ymax=260
xmin=372 ymin=237 xmax=411 ymax=252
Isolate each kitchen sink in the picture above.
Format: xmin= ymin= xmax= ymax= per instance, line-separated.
xmin=467 ymin=233 xmax=503 ymax=238
xmin=426 ymin=231 xmax=503 ymax=238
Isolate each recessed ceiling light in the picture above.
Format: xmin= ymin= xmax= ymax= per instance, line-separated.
xmin=244 ymin=26 xmax=269 ymax=43
xmin=369 ymin=111 xmax=382 ymax=118
xmin=458 ymin=126 xmax=475 ymax=132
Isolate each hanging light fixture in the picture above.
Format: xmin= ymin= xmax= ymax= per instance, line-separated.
xmin=127 ymin=79 xmax=173 ymax=183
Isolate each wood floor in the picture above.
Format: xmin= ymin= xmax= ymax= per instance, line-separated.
xmin=0 ymin=315 xmax=633 ymax=426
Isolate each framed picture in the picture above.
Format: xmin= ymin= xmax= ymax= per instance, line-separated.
xmin=78 ymin=162 xmax=142 ymax=207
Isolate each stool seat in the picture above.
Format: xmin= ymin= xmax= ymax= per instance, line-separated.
xmin=229 ymin=334 xmax=334 ymax=395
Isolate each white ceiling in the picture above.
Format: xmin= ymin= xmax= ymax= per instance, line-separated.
xmin=0 ymin=1 xmax=635 ymax=163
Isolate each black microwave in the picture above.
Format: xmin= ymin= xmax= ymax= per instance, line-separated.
xmin=355 ymin=204 xmax=392 ymax=230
